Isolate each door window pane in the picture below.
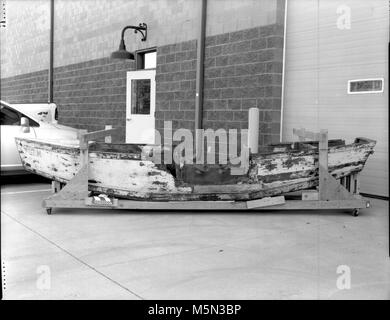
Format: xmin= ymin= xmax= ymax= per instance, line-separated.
xmin=144 ymin=51 xmax=156 ymax=69
xmin=131 ymin=79 xmax=151 ymax=115
xmin=136 ymin=50 xmax=157 ymax=70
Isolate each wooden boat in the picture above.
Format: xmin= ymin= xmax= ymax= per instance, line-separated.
xmin=14 ymin=136 xmax=376 ymax=201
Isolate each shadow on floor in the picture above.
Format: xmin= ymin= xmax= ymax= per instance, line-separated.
xmin=1 ymin=173 xmax=51 ymax=185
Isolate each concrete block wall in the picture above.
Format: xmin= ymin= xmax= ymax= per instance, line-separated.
xmin=0 ymin=57 xmax=133 ymax=142
xmin=155 ymin=40 xmax=197 ymax=136
xmin=0 ymin=70 xmax=49 ymax=103
xmin=154 ymin=23 xmax=284 ymax=148
xmin=1 ymin=0 xmax=278 ymax=78
xmin=53 ymin=57 xmax=134 ymax=141
xmin=1 ymin=0 xmax=285 ymax=148
xmin=203 ymin=23 xmax=284 ymax=146
xmin=0 ymin=0 xmax=200 ymax=78
xmin=0 ymin=0 xmax=51 ymax=78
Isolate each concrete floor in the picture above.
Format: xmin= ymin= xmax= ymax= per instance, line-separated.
xmin=1 ymin=181 xmax=389 ymax=300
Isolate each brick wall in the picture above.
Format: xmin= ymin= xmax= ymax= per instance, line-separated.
xmin=1 ymin=57 xmax=134 ymax=142
xmin=155 ymin=40 xmax=197 ymax=136
xmin=2 ymin=22 xmax=284 ymax=148
xmin=53 ymin=57 xmax=134 ymax=142
xmin=0 ymin=0 xmax=50 ymax=78
xmin=2 ymin=23 xmax=284 ymax=149
xmin=203 ymin=23 xmax=284 ymax=147
xmin=1 ymin=0 xmax=279 ymax=78
xmin=155 ymin=23 xmax=284 ymax=148
xmin=1 ymin=1 xmax=285 ymax=149
xmin=0 ymin=69 xmax=49 ymax=103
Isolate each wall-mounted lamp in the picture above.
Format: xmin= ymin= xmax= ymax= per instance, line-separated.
xmin=111 ymin=23 xmax=147 ymax=60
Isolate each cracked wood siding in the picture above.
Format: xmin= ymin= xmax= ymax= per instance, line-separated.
xmin=250 ymin=140 xmax=375 ymax=193
xmin=15 ymin=138 xmax=81 ymax=182
xmin=15 ymin=138 xmax=191 ymax=197
xmin=15 ymin=137 xmax=375 ymax=201
xmin=88 ymin=156 xmax=191 ymax=197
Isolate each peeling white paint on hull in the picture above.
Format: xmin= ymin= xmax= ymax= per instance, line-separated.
xmin=14 ymin=137 xmax=376 ymax=201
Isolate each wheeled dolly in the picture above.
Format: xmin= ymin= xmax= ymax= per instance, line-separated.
xmin=42 ymin=128 xmax=371 ymax=216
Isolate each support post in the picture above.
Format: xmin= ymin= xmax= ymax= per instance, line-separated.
xmin=195 ymin=0 xmax=207 ymax=162
xmin=105 ymin=125 xmax=112 ymax=143
xmin=42 ymin=127 xmax=119 ymax=211
xmin=51 ymin=181 xmax=61 ymax=193
xmin=354 ymin=173 xmax=360 ymax=195
xmin=79 ymin=136 xmax=89 ymax=168
xmin=48 ymin=0 xmax=54 ymax=103
xmin=79 ymin=134 xmax=89 ymax=192
xmin=318 ymin=129 xmax=328 ymax=200
xmin=248 ymin=108 xmax=259 ymax=154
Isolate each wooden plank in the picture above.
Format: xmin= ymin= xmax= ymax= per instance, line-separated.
xmin=265 ymin=198 xmax=369 ymax=210
xmin=80 ymin=128 xmax=120 ymax=143
xmin=80 ymin=146 xmax=88 ymax=166
xmin=193 ymin=183 xmax=263 ymax=194
xmin=77 ymin=129 xmax=88 ymax=140
xmin=104 ymin=125 xmax=112 ymax=143
xmin=318 ymin=168 xmax=356 ymax=201
xmin=43 ymin=199 xmax=90 ymax=209
xmin=354 ymin=173 xmax=361 ymax=195
xmin=162 ymin=201 xmax=246 ymax=210
xmin=51 ymin=180 xmax=61 ymax=193
xmin=42 ymin=198 xmax=369 ymax=211
xmin=118 ymin=200 xmax=246 ymax=211
xmin=246 ymin=196 xmax=285 ymax=209
xmin=302 ymin=190 xmax=318 ymax=201
xmin=43 ymin=199 xmax=248 ymax=210
xmin=293 ymin=128 xmax=321 ymax=141
xmin=43 ymin=165 xmax=89 ymax=205
xmin=231 ymin=145 xmax=249 ymax=175
xmin=318 ymin=129 xmax=329 ymax=200
xmin=349 ymin=174 xmax=354 ymax=194
xmin=345 ymin=175 xmax=351 ymax=192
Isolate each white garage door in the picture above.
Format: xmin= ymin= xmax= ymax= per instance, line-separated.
xmin=282 ymin=0 xmax=389 ymax=197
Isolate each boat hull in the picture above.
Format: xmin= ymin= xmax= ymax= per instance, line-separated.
xmin=15 ymin=137 xmax=375 ymax=201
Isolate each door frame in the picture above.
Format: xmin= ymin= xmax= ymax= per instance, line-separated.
xmin=125 ymin=69 xmax=156 ymax=144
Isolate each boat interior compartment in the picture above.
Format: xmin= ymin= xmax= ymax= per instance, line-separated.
xmin=75 ymin=137 xmax=375 ymax=162
xmin=266 ymin=139 xmax=346 ymax=153
xmin=88 ymin=138 xmax=349 ymax=157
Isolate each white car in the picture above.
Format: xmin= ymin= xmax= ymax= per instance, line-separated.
xmin=1 ymin=100 xmax=80 ymax=174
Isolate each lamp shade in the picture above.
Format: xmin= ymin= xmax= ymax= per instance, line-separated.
xmin=111 ymin=39 xmax=134 ymax=60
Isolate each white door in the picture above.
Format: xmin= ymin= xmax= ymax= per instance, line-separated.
xmin=126 ymin=70 xmax=156 ymax=144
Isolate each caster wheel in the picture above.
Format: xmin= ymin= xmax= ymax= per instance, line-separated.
xmin=352 ymin=209 xmax=359 ymax=217
xmin=46 ymin=208 xmax=52 ymax=215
